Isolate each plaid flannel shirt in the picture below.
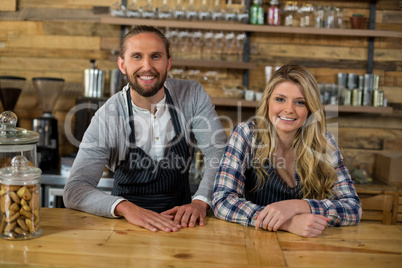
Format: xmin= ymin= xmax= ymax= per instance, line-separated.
xmin=212 ymin=121 xmax=362 ymax=227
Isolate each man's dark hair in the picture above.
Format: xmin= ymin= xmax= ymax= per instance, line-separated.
xmin=119 ymin=25 xmax=171 ymax=59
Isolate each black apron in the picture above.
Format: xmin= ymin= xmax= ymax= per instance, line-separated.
xmin=112 ymin=88 xmax=191 ymax=213
xmin=244 ymin=162 xmax=303 ymax=206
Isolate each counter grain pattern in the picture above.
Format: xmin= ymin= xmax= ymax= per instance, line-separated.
xmin=1 ymin=208 xmax=402 ymax=268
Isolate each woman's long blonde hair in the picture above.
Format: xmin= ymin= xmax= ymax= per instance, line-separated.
xmin=253 ymin=64 xmax=336 ymax=200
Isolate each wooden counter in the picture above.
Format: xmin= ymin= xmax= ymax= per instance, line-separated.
xmin=1 ymin=208 xmax=402 ymax=268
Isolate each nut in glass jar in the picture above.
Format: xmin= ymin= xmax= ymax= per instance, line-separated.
xmin=0 ymin=155 xmax=42 ymax=240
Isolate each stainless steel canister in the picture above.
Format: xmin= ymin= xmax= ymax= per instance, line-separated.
xmin=342 ymin=88 xmax=351 ymax=106
xmin=362 ymin=74 xmax=373 ymax=106
xmin=84 ymin=60 xmax=105 ymax=98
xmin=373 ymin=90 xmax=384 ymax=107
xmin=347 ymin=73 xmax=357 ymax=90
xmin=110 ymin=69 xmax=122 ymax=96
xmin=352 ymin=89 xmax=362 ymax=106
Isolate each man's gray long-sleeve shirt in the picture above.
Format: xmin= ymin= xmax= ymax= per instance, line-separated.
xmin=63 ymin=79 xmax=227 ymax=217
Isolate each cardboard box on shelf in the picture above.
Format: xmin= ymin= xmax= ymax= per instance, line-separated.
xmin=374 ymin=152 xmax=402 ymax=183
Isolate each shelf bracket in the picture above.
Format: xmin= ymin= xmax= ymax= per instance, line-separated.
xmin=367 ymin=0 xmax=377 ymax=74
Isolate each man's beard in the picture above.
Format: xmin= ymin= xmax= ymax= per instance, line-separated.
xmin=127 ymin=69 xmax=167 ymax=98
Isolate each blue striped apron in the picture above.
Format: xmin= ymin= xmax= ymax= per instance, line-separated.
xmin=112 ymin=88 xmax=191 ymax=213
xmin=244 ymin=164 xmax=302 ymax=205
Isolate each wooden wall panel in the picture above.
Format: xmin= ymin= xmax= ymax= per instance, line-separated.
xmin=0 ymin=0 xmax=16 ymax=11
xmin=0 ymin=0 xmax=400 ymax=179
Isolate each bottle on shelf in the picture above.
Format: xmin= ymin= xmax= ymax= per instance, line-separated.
xmin=250 ymin=0 xmax=264 ymax=25
xmin=268 ymin=0 xmax=280 ymax=26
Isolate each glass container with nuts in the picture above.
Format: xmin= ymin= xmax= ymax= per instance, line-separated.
xmin=0 ymin=155 xmax=42 ymax=240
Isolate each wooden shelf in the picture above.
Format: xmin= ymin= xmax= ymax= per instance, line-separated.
xmin=107 ymin=57 xmax=256 ymax=70
xmin=212 ymin=98 xmax=259 ymax=108
xmin=100 ymin=16 xmax=402 ymax=39
xmin=211 ymin=98 xmax=394 ymax=114
xmin=324 ymin=105 xmax=393 ymax=114
xmin=173 ymin=59 xmax=256 ymax=70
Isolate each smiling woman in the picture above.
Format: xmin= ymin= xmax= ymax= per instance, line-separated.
xmin=212 ymin=64 xmax=362 ymax=238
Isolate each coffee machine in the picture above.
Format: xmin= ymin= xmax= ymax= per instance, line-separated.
xmin=32 ymin=77 xmax=64 ymax=173
xmin=0 ymin=76 xmax=25 ymax=113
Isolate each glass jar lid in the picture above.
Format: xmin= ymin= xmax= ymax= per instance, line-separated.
xmin=0 ymin=156 xmax=41 ymax=181
xmin=0 ymin=111 xmax=39 ymax=145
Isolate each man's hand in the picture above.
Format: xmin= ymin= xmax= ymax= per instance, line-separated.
xmin=114 ymin=201 xmax=182 ymax=232
xmin=279 ymin=214 xmax=331 ymax=238
xmin=161 ymin=200 xmax=209 ymax=228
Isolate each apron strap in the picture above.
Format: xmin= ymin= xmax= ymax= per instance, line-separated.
xmin=126 ymin=87 xmax=183 ymax=144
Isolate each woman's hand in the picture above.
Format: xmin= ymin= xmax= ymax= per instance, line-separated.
xmin=254 ymin=199 xmax=311 ymax=231
xmin=280 ymin=214 xmax=331 ymax=237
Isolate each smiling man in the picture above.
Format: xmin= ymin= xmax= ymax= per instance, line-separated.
xmin=63 ymin=25 xmax=227 ymax=232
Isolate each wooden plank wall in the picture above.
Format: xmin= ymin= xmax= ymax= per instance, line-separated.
xmin=0 ymin=0 xmax=401 ymax=178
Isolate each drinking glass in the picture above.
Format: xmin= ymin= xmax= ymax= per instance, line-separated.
xmin=335 ymin=7 xmax=344 ymax=28
xmin=173 ymin=0 xmax=186 ymax=20
xmin=178 ymin=30 xmax=190 ymax=59
xmin=212 ymin=31 xmax=225 ymax=60
xmin=168 ymin=68 xmax=185 ymax=79
xmin=235 ymin=32 xmax=247 ymax=62
xmin=223 ymin=32 xmax=236 ymax=61
xmin=324 ymin=6 xmax=335 ymax=28
xmin=186 ymin=0 xmax=198 ymax=21
xmin=298 ymin=3 xmax=314 ymax=27
xmin=191 ymin=30 xmax=203 ymax=60
xmin=237 ymin=0 xmax=249 ymax=24
xmin=186 ymin=68 xmax=202 ymax=82
xmin=203 ymin=70 xmax=219 ymax=85
xmin=166 ymin=28 xmax=179 ymax=58
xmin=314 ymin=5 xmax=325 ymax=28
xmin=224 ymin=0 xmax=237 ymax=22
xmin=158 ymin=0 xmax=172 ymax=19
xmin=212 ymin=0 xmax=224 ymax=22
xmin=141 ymin=0 xmax=156 ymax=19
xmin=127 ymin=0 xmax=141 ymax=18
xmin=110 ymin=1 xmax=127 ymax=17
xmin=201 ymin=31 xmax=214 ymax=60
xmin=198 ymin=0 xmax=212 ymax=21
xmin=283 ymin=1 xmax=292 ymax=26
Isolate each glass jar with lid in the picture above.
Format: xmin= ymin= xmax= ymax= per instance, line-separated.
xmin=0 ymin=155 xmax=42 ymax=240
xmin=0 ymin=111 xmax=39 ymax=168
